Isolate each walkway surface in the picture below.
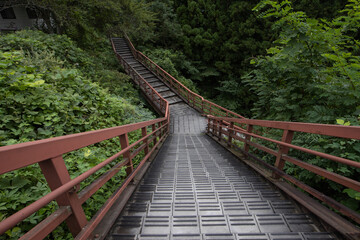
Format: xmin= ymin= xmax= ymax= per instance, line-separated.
xmin=106 ymin=38 xmax=335 ymax=240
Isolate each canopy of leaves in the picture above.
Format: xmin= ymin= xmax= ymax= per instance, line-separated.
xmin=6 ymin=0 xmax=157 ymax=48
xmin=247 ymin=0 xmax=360 ymax=123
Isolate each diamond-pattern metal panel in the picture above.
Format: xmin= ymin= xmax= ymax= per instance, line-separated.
xmin=107 ymin=38 xmax=335 ymax=240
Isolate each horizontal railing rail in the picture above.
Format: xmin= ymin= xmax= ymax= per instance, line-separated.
xmin=122 ymin=33 xmax=245 ymax=119
xmin=206 ymin=115 xmax=360 ymax=226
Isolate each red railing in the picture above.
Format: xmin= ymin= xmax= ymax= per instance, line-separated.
xmin=123 ymin=33 xmax=245 ymax=119
xmin=207 ymin=116 xmax=360 ymax=227
xmin=0 ymin=39 xmax=170 ymax=239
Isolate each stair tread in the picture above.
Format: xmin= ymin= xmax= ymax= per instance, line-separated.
xmin=160 ymin=90 xmax=177 ymax=98
xmin=154 ymin=86 xmax=170 ymax=93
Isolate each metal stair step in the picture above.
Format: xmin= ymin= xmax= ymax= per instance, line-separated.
xmin=166 ymin=96 xmax=183 ymax=105
xmin=141 ymin=73 xmax=156 ymax=79
xmin=137 ymin=69 xmax=152 ymax=75
xmin=153 ymin=86 xmax=170 ymax=93
xmin=160 ymin=90 xmax=177 ymax=98
xmin=146 ymin=78 xmax=160 ymax=83
xmin=149 ymin=81 xmax=165 ymax=88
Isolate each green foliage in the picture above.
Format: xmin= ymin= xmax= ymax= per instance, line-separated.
xmin=248 ymin=0 xmax=360 ymax=122
xmin=292 ymin=0 xmax=347 ymax=19
xmin=168 ymin=0 xmax=275 ymax=115
xmin=142 ymin=47 xmax=199 ymax=92
xmin=244 ymin=0 xmax=360 ymax=215
xmin=146 ymin=0 xmax=183 ymax=48
xmin=0 ymin=30 xmax=154 ymax=239
xmin=28 ymin=0 xmax=156 ymax=49
xmin=143 ymin=0 xmax=348 ymax=115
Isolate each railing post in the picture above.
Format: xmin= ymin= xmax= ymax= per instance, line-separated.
xmin=244 ymin=125 xmax=253 ymax=153
xmin=38 ymin=156 xmax=87 ymax=236
xmin=218 ymin=120 xmax=223 ymax=141
xmin=228 ymin=122 xmax=234 ymax=147
xmin=211 ymin=119 xmax=214 ymax=134
xmin=142 ymin=127 xmax=149 ymax=155
xmin=152 ymin=124 xmax=157 ymax=145
xmin=207 ymin=118 xmax=210 ymax=133
xmin=158 ymin=122 xmax=162 ymax=139
xmin=119 ymin=133 xmax=133 ymax=176
xmin=201 ymin=99 xmax=204 ymax=113
xmin=273 ymin=130 xmax=294 ymax=179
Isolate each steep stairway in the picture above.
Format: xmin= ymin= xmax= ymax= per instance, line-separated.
xmin=112 ymin=38 xmax=183 ymax=105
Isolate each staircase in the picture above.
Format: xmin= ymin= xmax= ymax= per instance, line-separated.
xmin=112 ymin=38 xmax=183 ymax=105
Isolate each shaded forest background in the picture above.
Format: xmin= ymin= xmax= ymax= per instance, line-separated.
xmin=1 ymin=0 xmax=359 ymax=238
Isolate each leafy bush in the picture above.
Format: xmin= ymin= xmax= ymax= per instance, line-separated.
xmin=0 ymin=30 xmax=154 ymax=239
xmin=248 ymin=0 xmax=360 ymax=123
xmin=142 ymin=47 xmax=199 ymax=92
xmin=244 ymin=0 xmax=360 ymax=215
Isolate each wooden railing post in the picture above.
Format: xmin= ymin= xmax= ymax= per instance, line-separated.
xmin=273 ymin=130 xmax=294 ymax=179
xmin=152 ymin=124 xmax=157 ymax=145
xmin=211 ymin=119 xmax=214 ymax=134
xmin=158 ymin=122 xmax=162 ymax=139
xmin=119 ymin=133 xmax=133 ymax=176
xmin=244 ymin=125 xmax=253 ymax=153
xmin=228 ymin=122 xmax=234 ymax=147
xmin=218 ymin=120 xmax=223 ymax=141
xmin=142 ymin=127 xmax=149 ymax=155
xmin=207 ymin=118 xmax=210 ymax=133
xmin=38 ymin=157 xmax=87 ymax=236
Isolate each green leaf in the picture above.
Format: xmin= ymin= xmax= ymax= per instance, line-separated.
xmin=336 ymin=119 xmax=345 ymax=125
xmin=343 ymin=188 xmax=360 ymax=200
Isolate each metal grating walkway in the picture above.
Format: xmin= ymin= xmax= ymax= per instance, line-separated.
xmin=106 ymin=38 xmax=335 ymax=240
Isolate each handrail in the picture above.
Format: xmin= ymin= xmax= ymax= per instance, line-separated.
xmin=122 ymin=32 xmax=245 ymax=119
xmin=206 ymin=115 xmax=360 ymax=226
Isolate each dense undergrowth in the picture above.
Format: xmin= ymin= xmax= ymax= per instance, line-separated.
xmin=0 ymin=30 xmax=155 ymax=239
